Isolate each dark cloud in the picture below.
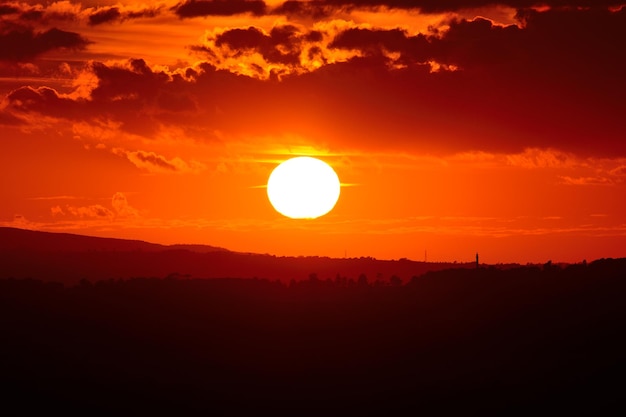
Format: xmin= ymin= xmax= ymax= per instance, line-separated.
xmin=174 ymin=0 xmax=266 ymax=18
xmin=330 ymin=27 xmax=409 ymax=51
xmin=127 ymin=8 xmax=161 ymax=19
xmin=6 ymin=86 xmax=83 ymax=118
xmin=89 ymin=7 xmax=122 ymax=25
xmin=0 ymin=2 xmax=74 ymax=22
xmin=272 ymin=1 xmax=626 ymax=15
xmin=3 ymin=59 xmax=199 ymax=136
xmin=3 ymin=6 xmax=626 ymax=157
xmin=133 ymin=151 xmax=178 ymax=171
xmin=88 ymin=6 xmax=162 ymax=25
xmin=206 ymin=25 xmax=313 ymax=65
xmin=0 ymin=5 xmax=19 ymax=16
xmin=190 ymin=7 xmax=625 ymax=156
xmin=317 ymin=7 xmax=625 ymax=155
xmin=327 ymin=7 xmax=626 ymax=78
xmin=111 ymin=149 xmax=205 ymax=173
xmin=514 ymin=7 xmax=626 ymax=76
xmin=0 ymin=25 xmax=89 ymax=62
xmin=330 ymin=27 xmax=430 ymax=63
xmin=429 ymin=18 xmax=523 ymax=68
xmin=86 ymin=59 xmax=200 ymax=137
xmin=19 ymin=9 xmax=44 ymax=21
xmin=157 ymin=91 xmax=196 ymax=112
xmin=272 ymin=1 xmax=339 ymax=18
xmin=90 ymin=59 xmax=173 ymax=104
xmin=215 ymin=26 xmax=266 ymax=49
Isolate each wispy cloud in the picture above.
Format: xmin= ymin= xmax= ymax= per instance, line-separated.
xmin=0 ymin=25 xmax=89 ymax=62
xmin=112 ymin=148 xmax=206 ymax=174
xmin=29 ymin=195 xmax=84 ymax=201
xmin=559 ymin=176 xmax=615 ymax=186
xmin=505 ymin=148 xmax=576 ymax=169
xmin=50 ymin=192 xmax=140 ymax=221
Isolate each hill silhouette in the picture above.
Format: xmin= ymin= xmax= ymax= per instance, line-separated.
xmin=0 ymin=226 xmax=228 ymax=253
xmin=0 ymin=227 xmax=476 ymax=285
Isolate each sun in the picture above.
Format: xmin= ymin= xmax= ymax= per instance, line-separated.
xmin=267 ymin=156 xmax=340 ymax=219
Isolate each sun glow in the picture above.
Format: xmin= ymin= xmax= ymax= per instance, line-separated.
xmin=267 ymin=157 xmax=341 ymax=219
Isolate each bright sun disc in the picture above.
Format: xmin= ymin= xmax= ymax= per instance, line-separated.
xmin=267 ymin=156 xmax=340 ymax=219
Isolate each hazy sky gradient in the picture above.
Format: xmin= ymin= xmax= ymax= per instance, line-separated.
xmin=2 ymin=0 xmax=625 ymax=262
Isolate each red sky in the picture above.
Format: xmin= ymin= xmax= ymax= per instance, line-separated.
xmin=1 ymin=0 xmax=625 ymax=263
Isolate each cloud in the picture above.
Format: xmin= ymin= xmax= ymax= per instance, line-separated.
xmin=506 ymin=148 xmax=575 ymax=169
xmin=3 ymin=59 xmax=198 ymax=136
xmin=56 ymin=193 xmax=139 ymax=220
xmin=192 ymin=20 xmax=372 ymax=78
xmin=87 ymin=5 xmax=162 ymax=25
xmin=610 ymin=165 xmax=626 ymax=177
xmin=174 ymin=0 xmax=266 ymax=18
xmin=0 ymin=1 xmax=162 ymax=28
xmin=272 ymin=1 xmax=626 ymax=17
xmin=272 ymin=1 xmax=344 ymax=18
xmin=211 ymin=24 xmax=318 ymax=66
xmin=5 ymin=86 xmax=84 ymax=119
xmin=87 ymin=59 xmax=197 ymax=117
xmin=112 ymin=148 xmax=206 ymax=174
xmin=121 ymin=149 xmax=178 ymax=172
xmin=66 ymin=204 xmax=114 ymax=219
xmin=50 ymin=205 xmax=65 ymax=216
xmin=549 ymin=156 xmax=626 ymax=185
xmin=111 ymin=192 xmax=139 ymax=218
xmin=30 ymin=195 xmax=84 ymax=201
xmin=329 ymin=27 xmax=431 ymax=64
xmin=559 ymin=176 xmax=615 ymax=186
xmin=463 ymin=149 xmax=626 ymax=186
xmin=0 ymin=4 xmax=20 ymax=16
xmin=2 ymin=6 xmax=626 ymax=157
xmin=88 ymin=7 xmax=122 ymax=25
xmin=0 ymin=24 xmax=89 ymax=61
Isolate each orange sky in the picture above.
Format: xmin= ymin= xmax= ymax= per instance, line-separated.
xmin=1 ymin=0 xmax=625 ymax=263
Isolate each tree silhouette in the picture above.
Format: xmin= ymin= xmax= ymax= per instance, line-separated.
xmin=390 ymin=274 xmax=402 ymax=286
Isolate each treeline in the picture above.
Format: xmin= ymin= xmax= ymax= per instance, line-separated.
xmin=0 ymin=248 xmax=471 ymax=285
xmin=1 ymin=259 xmax=625 ymax=415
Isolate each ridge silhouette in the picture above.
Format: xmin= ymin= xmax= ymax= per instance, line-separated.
xmin=0 ymin=227 xmax=476 ymax=285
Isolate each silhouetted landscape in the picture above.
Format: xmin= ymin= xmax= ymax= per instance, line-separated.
xmin=1 ymin=227 xmax=624 ymax=415
xmin=0 ymin=227 xmax=477 ymax=285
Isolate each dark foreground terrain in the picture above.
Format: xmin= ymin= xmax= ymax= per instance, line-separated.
xmin=2 ymin=258 xmax=625 ymax=416
xmin=0 ymin=226 xmax=472 ymax=285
